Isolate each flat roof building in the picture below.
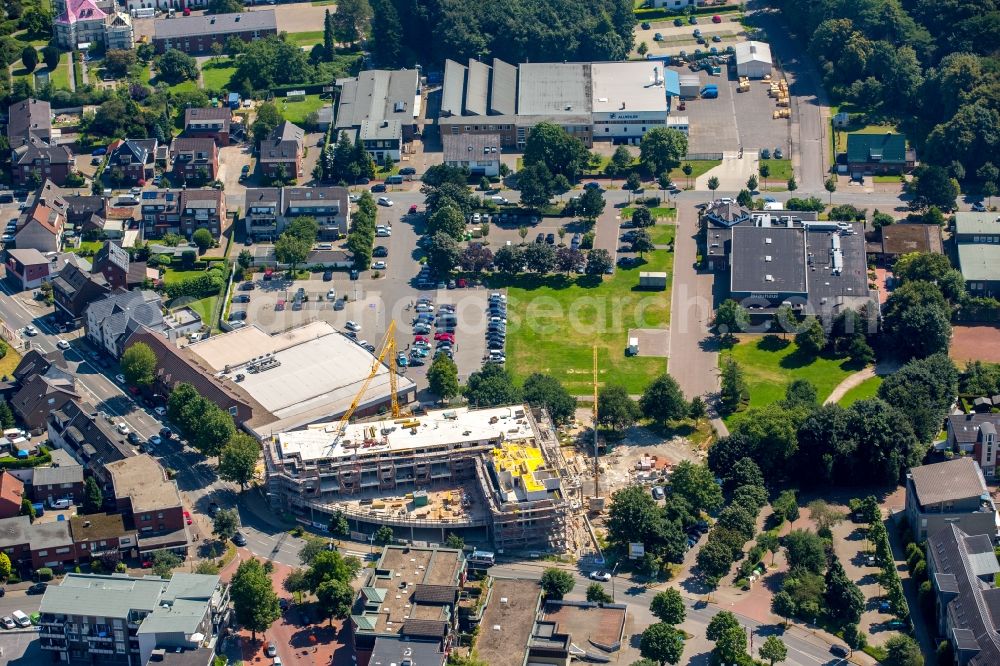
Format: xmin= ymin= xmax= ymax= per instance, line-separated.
xmin=734 ymin=41 xmax=772 ymax=78
xmin=266 ymin=404 xmax=571 ymax=550
xmin=335 ymin=69 xmax=421 ymax=142
xmin=187 ymin=322 xmax=415 ymax=437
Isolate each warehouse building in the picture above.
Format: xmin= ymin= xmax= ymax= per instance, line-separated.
xmin=334 ymin=69 xmax=421 ymax=149
xmin=264 ymin=404 xmax=571 ymax=550
xmin=734 ymin=41 xmax=772 ymax=78
xmin=438 ymin=58 xmax=678 ymax=149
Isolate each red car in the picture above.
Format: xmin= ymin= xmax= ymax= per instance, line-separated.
xmin=182 ymin=7 xmax=191 ymax=15
xmin=414 ymin=335 xmax=429 ymax=343
xmin=141 ymin=559 xmax=152 ymax=569
xmin=712 ymin=14 xmax=722 ymax=22
xmin=183 ymin=511 xmax=192 ymax=525
xmin=408 ymin=204 xmax=419 ymax=215
xmin=434 ymin=333 xmax=455 ymax=342
xmin=456 ymin=278 xmax=467 ymax=288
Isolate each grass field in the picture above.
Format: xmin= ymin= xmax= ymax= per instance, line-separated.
xmin=837 ymin=375 xmax=883 ymax=407
xmin=623 ymin=206 xmax=676 ymax=221
xmin=201 ymin=60 xmax=236 ymax=90
xmin=68 ymin=240 xmax=103 ymax=255
xmin=45 ymin=53 xmax=72 ymax=89
xmin=287 ymin=31 xmax=325 ymax=48
xmin=277 ymin=94 xmax=326 ymax=125
xmin=647 ymin=224 xmax=676 ymax=245
xmin=0 ymin=344 xmax=23 ymax=379
xmin=498 ymin=247 xmax=674 ymax=395
xmin=668 ymin=160 xmax=721 ymax=187
xmin=181 ymin=296 xmax=220 ymax=328
xmin=160 ymin=267 xmax=207 ymax=285
xmin=722 ymin=335 xmax=861 ymax=425
xmin=760 ymin=159 xmax=792 ymax=183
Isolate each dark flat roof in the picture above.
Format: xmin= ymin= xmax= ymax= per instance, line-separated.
xmin=730 ymin=226 xmax=807 ymax=295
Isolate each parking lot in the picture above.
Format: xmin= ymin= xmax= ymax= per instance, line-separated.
xmin=672 ymin=66 xmax=790 ymax=154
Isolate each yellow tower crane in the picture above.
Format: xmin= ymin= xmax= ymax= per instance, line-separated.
xmin=331 ymin=320 xmax=400 ymax=437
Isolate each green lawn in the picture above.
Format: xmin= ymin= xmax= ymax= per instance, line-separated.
xmin=873 ymin=175 xmax=901 ymax=184
xmin=668 ymin=160 xmax=721 ymax=187
xmin=201 ymin=60 xmax=236 ymax=90
xmin=180 ymin=295 xmax=220 ymax=328
xmin=837 ymin=375 xmax=883 ymax=407
xmin=160 ymin=266 xmax=207 ymax=285
xmin=14 ymin=31 xmax=48 ymax=48
xmin=73 ymin=58 xmax=83 ymax=87
xmin=623 ymin=206 xmax=676 ymax=221
xmin=647 ymin=224 xmax=676 ymax=245
xmin=722 ymin=336 xmax=861 ymax=426
xmin=0 ymin=344 xmax=23 ymax=379
xmin=278 ymin=94 xmax=326 ymax=125
xmin=498 ymin=247 xmax=674 ymax=395
xmin=68 ymin=240 xmax=103 ymax=256
xmin=760 ymin=159 xmax=792 ymax=183
xmin=47 ymin=55 xmax=72 ymax=90
xmin=287 ymin=31 xmax=325 ymax=48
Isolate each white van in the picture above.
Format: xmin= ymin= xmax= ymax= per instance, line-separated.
xmin=49 ymin=498 xmax=73 ymax=510
xmin=12 ymin=610 xmax=30 ymax=627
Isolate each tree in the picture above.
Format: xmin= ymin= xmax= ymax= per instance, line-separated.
xmin=0 ymin=401 xmax=13 ymax=430
xmin=316 ymin=578 xmax=354 ymax=624
xmin=0 ymin=552 xmax=11 ymax=581
xmin=727 ymin=457 xmax=765 ymax=492
xmin=460 ymin=243 xmax=494 ymax=273
xmin=737 ymin=188 xmax=754 ymax=208
xmin=632 ymin=207 xmax=653 ymax=228
xmin=373 ymin=525 xmax=394 ymax=545
xmin=81 ymin=477 xmax=104 ymax=514
xmin=516 ymin=163 xmax=554 ymax=208
xmin=747 ymin=174 xmax=759 ymax=192
xmin=825 ymin=558 xmax=865 ymax=624
xmin=207 ymin=0 xmax=243 ymax=12
xmin=759 ymin=532 xmax=780 ymax=565
xmin=328 ymin=510 xmax=349 ymax=537
xmin=41 ymin=45 xmax=60 ymax=71
xmin=910 ymin=165 xmax=959 ymax=211
xmin=274 ymin=231 xmax=310 ymax=276
xmin=427 ymin=203 xmax=467 ymax=240
xmin=707 ymin=176 xmax=720 ymax=196
xmin=305 ymin=550 xmax=361 ymax=592
xmin=155 ymin=50 xmax=197 ymax=84
xmin=714 ymin=299 xmax=749 ymax=337
xmin=465 ymin=363 xmax=521 ymax=407
xmin=637 ymin=41 xmax=648 ymax=57
xmin=639 ymin=623 xmax=685 ymax=665
xmin=682 ymin=163 xmax=693 ymax=188
xmin=784 ymin=379 xmax=818 ymax=410
xmin=523 ymin=242 xmax=557 ymax=273
xmin=759 ymin=636 xmax=788 ymax=666
xmin=984 ymin=181 xmax=997 ymax=206
xmin=524 ymin=122 xmax=590 ymax=180
xmin=230 ymin=558 xmax=281 ymax=640
xmin=151 ymin=550 xmax=182 ymax=578
xmin=251 ymin=101 xmax=284 ymax=146
xmin=213 ymin=508 xmax=240 ymax=542
xmin=597 ymin=384 xmax=640 ymax=431
xmin=884 ymin=635 xmax=923 ymax=666
xmin=494 ymin=245 xmax=525 ymax=274
xmin=631 ymin=230 xmax=655 ymax=257
xmin=670 ymin=460 xmax=724 ymax=514
xmin=607 ymin=485 xmax=670 ymax=555
xmin=787 ymin=176 xmax=798 ymax=191
xmin=238 ymin=249 xmax=253 ymax=271
xmin=785 ymin=529 xmax=826 ymax=574
xmin=844 ymin=623 xmax=867 ymax=651
xmin=218 ymin=433 xmax=260 ymax=491
xmin=640 ymin=127 xmax=688 ymax=176
xmin=192 ymin=228 xmax=213 ymax=254
xmin=587 ymin=582 xmax=613 ymax=603
xmin=706 ymin=611 xmax=740 ymax=641
xmin=555 ymin=247 xmax=585 ymax=274
xmin=640 ymin=373 xmax=688 ymax=425
xmin=576 ymin=188 xmax=606 ymax=221
xmin=444 ymin=533 xmax=464 ymax=549
xmin=611 ymin=145 xmax=633 ymax=174
xmin=824 ymin=176 xmax=838 ymax=204
xmin=540 ymin=568 xmax=575 ymax=599
xmin=283 ymin=568 xmax=309 ymax=596
xmin=772 ymin=489 xmax=800 ymax=523
xmin=625 ymin=172 xmax=643 ymax=197
xmin=650 ymin=589 xmax=685 ymax=625
xmin=771 ymin=590 xmax=795 ymax=625
xmin=21 ymin=46 xmax=37 ymax=73
xmin=522 ymin=373 xmax=577 ymax=425
xmin=585 ymin=248 xmax=613 ymax=275
xmin=795 ymin=318 xmax=827 ymax=357
xmin=120 ymin=342 xmax=157 ymax=388
xmin=714 ymin=625 xmax=749 ymax=665
xmin=759 ymin=163 xmax=771 ymax=189
xmin=427 ymin=231 xmax=461 ymax=275
xmin=720 ymin=356 xmax=749 ymax=412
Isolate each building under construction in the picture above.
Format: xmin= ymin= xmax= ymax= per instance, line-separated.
xmin=263 ymin=404 xmax=571 ymax=551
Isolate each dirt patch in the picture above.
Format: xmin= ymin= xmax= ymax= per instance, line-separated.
xmin=951 ymin=325 xmax=1000 ymax=364
xmin=630 ymin=327 xmax=670 ymax=357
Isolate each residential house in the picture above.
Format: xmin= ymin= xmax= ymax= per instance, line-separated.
xmin=845 ymin=132 xmax=915 ymax=176
xmin=31 ymin=461 xmax=85 ymax=506
xmin=12 ymin=139 xmax=74 ymax=188
xmin=105 ymin=455 xmax=189 ymax=557
xmin=85 ymin=288 xmax=164 ymax=358
xmin=905 ymin=457 xmax=999 ymax=542
xmin=38 ymin=572 xmax=230 ymax=666
xmin=106 ymin=138 xmax=157 ymax=185
xmin=357 ymin=119 xmax=401 ymax=165
xmin=925 ymin=523 xmax=1000 ymax=665
xmin=954 ymin=213 xmax=1000 ymax=297
xmin=52 ymin=0 xmax=134 ymax=50
xmin=9 ymin=357 xmax=80 ymax=432
xmin=183 ymin=108 xmax=232 ymax=145
xmin=8 ymin=98 xmax=53 ymax=145
xmin=259 ymin=121 xmax=304 ymax=183
xmin=351 ymin=545 xmax=466 ymax=665
xmin=69 ymin=512 xmax=137 ymax=562
xmin=51 ymin=258 xmax=111 ymax=322
xmin=5 ymin=247 xmax=54 ymax=290
xmin=122 ymin=327 xmax=257 ymax=424
xmin=92 ymin=241 xmax=148 ymax=291
xmin=866 ymin=222 xmax=943 ymax=264
xmin=152 ymin=10 xmax=277 ymax=54
xmin=0 ymin=471 xmax=25 ymax=519
xmin=442 ymin=133 xmax=500 ymax=177
xmin=47 ymin=398 xmax=134 ymax=487
xmin=244 ymin=186 xmax=350 ymax=241
xmin=947 ymin=413 xmax=1000 ymax=478
xmin=169 ymin=138 xmax=218 ymax=183
xmin=0 ymin=515 xmax=77 ymax=571
xmin=178 ymin=188 xmax=225 ymax=240
xmin=14 ymin=194 xmax=66 ymax=252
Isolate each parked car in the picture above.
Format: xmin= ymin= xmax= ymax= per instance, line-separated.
xmin=233 ymin=294 xmax=250 ymax=303
xmin=322 ymin=270 xmax=333 ymax=281
xmin=26 ymin=582 xmax=47 ymax=595
xmin=56 ymin=339 xmax=70 ymax=350
xmin=116 ymin=422 xmax=129 ymax=435
xmin=972 ymin=201 xmax=987 ymax=212
xmin=377 ymin=196 xmax=394 ymax=207
xmin=233 ymin=533 xmax=247 ymax=547
xmin=372 ymin=261 xmax=387 ymax=270
xmin=830 ymin=645 xmax=849 ymax=658
xmin=1 ymin=616 xmax=14 ymax=629
xmin=373 ymin=246 xmax=388 ymax=257
xmin=640 ymin=21 xmax=650 ymax=29
xmin=371 ymin=183 xmax=387 ymax=193
xmin=399 ymin=167 xmax=416 ymax=176
xmin=589 ymin=571 xmax=612 ymax=582
xmin=345 ymin=320 xmax=361 ymax=332
xmin=653 ymin=32 xmax=663 ymax=41
xmin=12 ymin=611 xmax=30 ymax=627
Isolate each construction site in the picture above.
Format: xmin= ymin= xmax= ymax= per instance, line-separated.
xmin=264 ymin=404 xmax=582 ymax=552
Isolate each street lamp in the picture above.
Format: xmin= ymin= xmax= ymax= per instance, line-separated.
xmin=609 ymin=561 xmax=621 ymax=602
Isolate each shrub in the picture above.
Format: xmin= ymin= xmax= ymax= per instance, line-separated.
xmin=36 ymin=567 xmax=54 ymax=581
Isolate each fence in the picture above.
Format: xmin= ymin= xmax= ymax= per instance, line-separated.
xmin=684 ymin=152 xmax=724 ymax=161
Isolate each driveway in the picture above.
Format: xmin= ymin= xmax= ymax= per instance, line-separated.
xmin=218 ymin=145 xmax=251 ymax=213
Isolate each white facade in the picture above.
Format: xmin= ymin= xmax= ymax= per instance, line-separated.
xmin=734 ymin=41 xmax=773 ymax=78
xmin=667 ymin=116 xmax=689 ymax=134
xmin=590 ymin=62 xmax=670 ymax=145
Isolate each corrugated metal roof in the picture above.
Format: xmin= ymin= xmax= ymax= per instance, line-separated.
xmin=442 ymin=59 xmax=467 ymax=116
xmin=517 ymin=63 xmax=590 ymax=116
xmin=465 ymin=59 xmax=490 ymax=116
xmin=491 ymin=59 xmax=517 ymax=115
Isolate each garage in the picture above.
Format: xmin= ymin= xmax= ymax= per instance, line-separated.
xmin=734 ymin=41 xmax=773 ymax=79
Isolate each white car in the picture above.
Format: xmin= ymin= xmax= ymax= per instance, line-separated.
xmin=471 ymin=212 xmax=481 ymax=224
xmin=1 ymin=616 xmax=14 ymax=629
xmin=116 ymin=422 xmax=130 ymax=435
xmin=115 ymin=374 xmax=126 ymax=384
xmin=345 ymin=320 xmax=362 ymax=332
xmin=154 ymin=406 xmax=167 ymax=417
xmin=372 ymin=261 xmax=387 ymax=270
xmin=12 ymin=610 xmax=30 ymax=628
xmin=589 ymin=571 xmax=612 ymax=582
xmin=415 ymin=303 xmax=434 ymax=313
xmin=377 ymin=197 xmax=394 ymax=207
xmin=376 ymin=227 xmax=392 ymax=237
xmin=23 ymin=325 xmax=37 ymax=336
xmin=56 ymin=340 xmax=70 ymax=350
xmin=327 ymin=289 xmax=336 ymax=300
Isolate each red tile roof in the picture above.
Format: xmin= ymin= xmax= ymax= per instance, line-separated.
xmin=0 ymin=471 xmax=25 ymax=518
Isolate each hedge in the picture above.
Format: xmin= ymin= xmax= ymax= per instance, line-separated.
xmin=0 ymin=446 xmax=52 ymax=469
